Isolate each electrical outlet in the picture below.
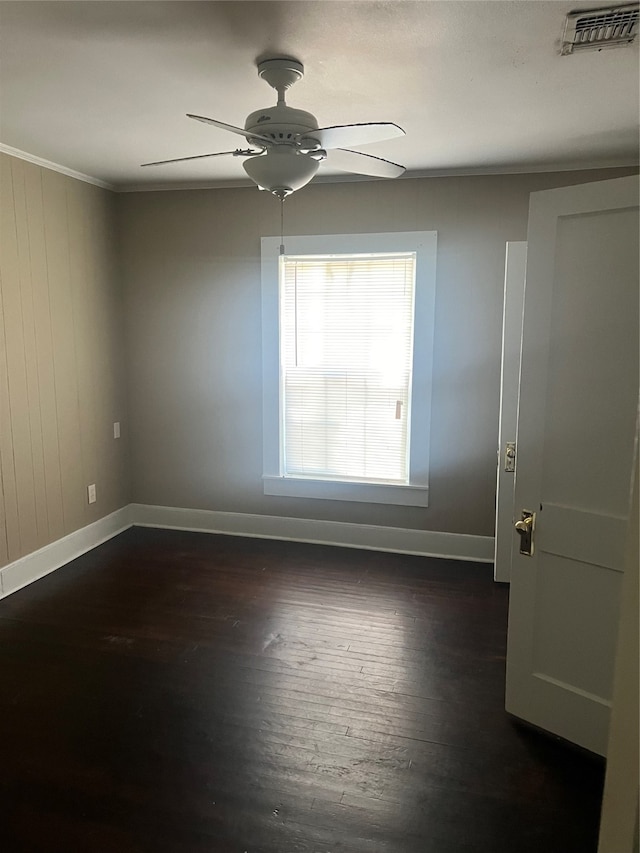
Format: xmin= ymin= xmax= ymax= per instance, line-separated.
xmin=113 ymin=421 xmax=121 ymax=439
xmin=87 ymin=484 xmax=97 ymax=504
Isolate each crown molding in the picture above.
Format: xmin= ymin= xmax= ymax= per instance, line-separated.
xmin=0 ymin=143 xmax=115 ymax=191
xmin=1 ymin=142 xmax=636 ymax=195
xmin=117 ymin=160 xmax=639 ymax=193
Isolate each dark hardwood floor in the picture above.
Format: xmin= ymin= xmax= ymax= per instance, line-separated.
xmin=0 ymin=527 xmax=604 ymax=853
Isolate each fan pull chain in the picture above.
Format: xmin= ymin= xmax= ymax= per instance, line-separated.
xmin=279 ymin=198 xmax=285 ymax=256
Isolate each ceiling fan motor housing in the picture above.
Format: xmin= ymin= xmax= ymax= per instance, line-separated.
xmin=244 ymin=105 xmax=319 ymax=144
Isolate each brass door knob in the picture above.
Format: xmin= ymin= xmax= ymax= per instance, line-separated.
xmin=514 ymin=511 xmax=535 ymax=556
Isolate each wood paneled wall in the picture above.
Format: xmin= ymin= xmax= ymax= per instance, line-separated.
xmin=0 ymin=153 xmax=129 ymax=568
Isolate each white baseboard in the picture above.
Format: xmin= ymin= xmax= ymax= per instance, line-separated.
xmin=0 ymin=506 xmax=133 ymax=599
xmin=0 ymin=504 xmax=494 ymax=601
xmin=130 ymin=503 xmax=495 ymax=563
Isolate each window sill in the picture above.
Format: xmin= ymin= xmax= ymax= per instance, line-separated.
xmin=262 ymin=475 xmax=429 ymax=507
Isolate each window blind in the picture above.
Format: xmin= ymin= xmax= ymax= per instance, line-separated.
xmin=280 ymin=252 xmax=416 ymax=484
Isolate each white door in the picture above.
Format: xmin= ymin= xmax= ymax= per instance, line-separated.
xmin=505 ymin=175 xmax=639 ymax=757
xmin=494 ymin=242 xmax=527 ymax=583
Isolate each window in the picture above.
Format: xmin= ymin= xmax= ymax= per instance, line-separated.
xmin=281 ymin=253 xmax=415 ymax=482
xmin=261 ymin=232 xmax=437 ymax=506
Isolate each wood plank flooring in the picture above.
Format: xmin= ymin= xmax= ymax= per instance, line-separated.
xmin=0 ymin=527 xmax=604 ymax=853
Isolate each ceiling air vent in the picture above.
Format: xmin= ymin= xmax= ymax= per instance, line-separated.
xmin=561 ymin=4 xmax=639 ymax=54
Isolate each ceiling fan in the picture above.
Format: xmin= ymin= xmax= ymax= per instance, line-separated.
xmin=142 ymin=58 xmax=406 ymax=198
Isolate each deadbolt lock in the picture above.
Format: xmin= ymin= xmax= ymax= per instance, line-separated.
xmin=514 ymin=509 xmax=535 ymax=556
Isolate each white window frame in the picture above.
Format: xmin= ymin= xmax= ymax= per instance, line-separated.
xmin=261 ymin=231 xmax=437 ymax=507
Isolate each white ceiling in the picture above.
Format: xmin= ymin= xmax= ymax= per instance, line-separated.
xmin=0 ymin=0 xmax=638 ymax=191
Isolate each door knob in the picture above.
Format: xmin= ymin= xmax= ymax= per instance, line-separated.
xmin=514 ymin=510 xmax=535 ymax=556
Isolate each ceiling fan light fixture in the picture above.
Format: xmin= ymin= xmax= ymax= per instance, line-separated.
xmin=243 ymin=148 xmax=319 ymax=197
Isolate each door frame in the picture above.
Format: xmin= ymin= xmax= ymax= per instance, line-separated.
xmin=494 ymin=241 xmax=527 ymax=583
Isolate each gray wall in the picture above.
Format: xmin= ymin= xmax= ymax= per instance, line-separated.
xmin=0 ymin=153 xmax=130 ymax=567
xmin=118 ymin=169 xmax=634 ymax=537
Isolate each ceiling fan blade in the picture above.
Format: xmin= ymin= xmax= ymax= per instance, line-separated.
xmin=312 ymin=122 xmax=404 ymax=149
xmin=141 ymin=149 xmax=259 ymax=167
xmin=325 ymin=148 xmax=405 ymax=179
xmin=187 ymin=114 xmax=273 ymax=145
